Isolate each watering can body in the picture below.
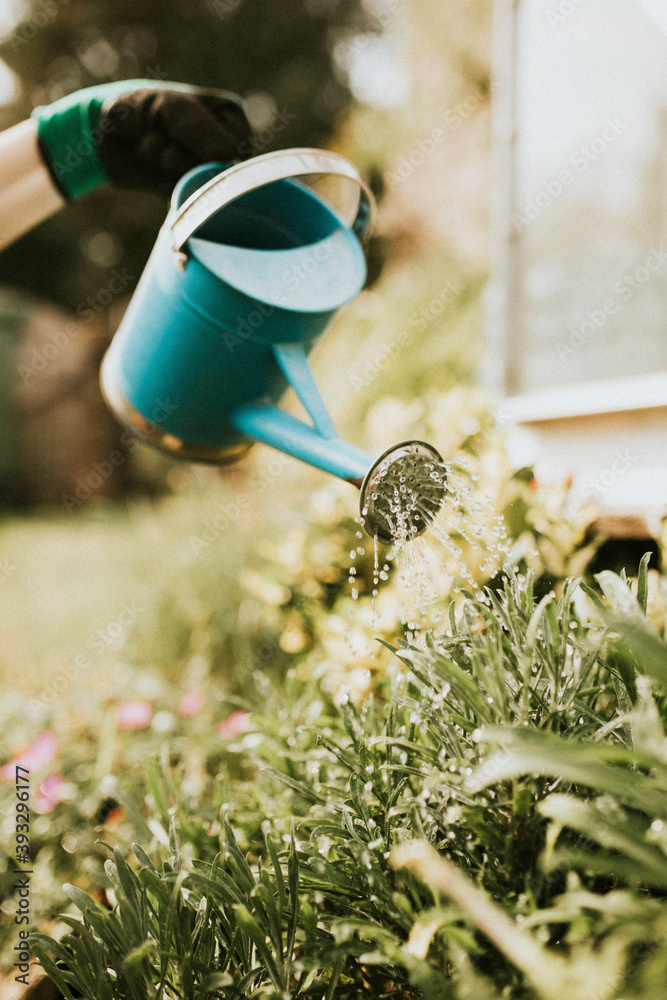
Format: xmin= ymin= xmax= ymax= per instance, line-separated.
xmin=101 ymin=149 xmax=448 ymax=542
xmin=101 ymin=151 xmax=375 ymax=478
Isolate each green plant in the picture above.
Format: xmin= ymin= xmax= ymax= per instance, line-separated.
xmin=31 ymin=561 xmax=667 ymax=998
xmin=33 ymin=819 xmax=309 ymax=1000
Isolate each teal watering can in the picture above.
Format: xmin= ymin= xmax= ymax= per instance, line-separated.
xmin=100 ymin=148 xmax=445 ymax=542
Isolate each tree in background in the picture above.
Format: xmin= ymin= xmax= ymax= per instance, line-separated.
xmin=0 ymin=0 xmax=373 ymax=311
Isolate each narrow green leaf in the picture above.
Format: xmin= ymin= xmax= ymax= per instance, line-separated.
xmin=63 ymin=884 xmax=106 ymax=915
xmin=448 ymin=601 xmax=457 ymax=634
xmin=104 ymin=859 xmax=121 ymax=896
xmin=266 ymin=834 xmax=285 ymax=915
xmin=233 ymin=965 xmax=264 ymax=995
xmin=377 ymin=638 xmax=399 ymax=654
xmin=187 ymin=870 xmax=247 ymax=908
xmin=286 ymin=826 xmax=300 ymax=962
xmin=137 ymin=866 xmax=170 ymax=907
xmin=420 ymin=650 xmax=493 ymax=723
xmin=543 ymin=847 xmax=667 ymax=889
xmin=168 ymin=815 xmax=181 ymax=871
xmin=525 ymin=593 xmax=554 ymax=649
xmin=579 ymin=581 xmax=606 ymax=613
xmin=262 ymin=766 xmax=326 ymax=804
xmin=146 ymin=756 xmax=170 ymax=823
xmin=223 ymin=816 xmax=256 ymax=894
xmin=637 ymin=551 xmax=652 ymax=615
xmin=114 ymin=846 xmax=141 ymax=909
xmin=133 ymin=842 xmax=159 ymax=875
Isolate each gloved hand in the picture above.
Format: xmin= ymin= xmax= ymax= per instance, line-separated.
xmin=32 ymin=80 xmax=254 ymax=201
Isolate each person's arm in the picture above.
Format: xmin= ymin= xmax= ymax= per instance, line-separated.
xmin=0 ymin=80 xmax=253 ymax=253
xmin=0 ymin=119 xmax=64 ymax=251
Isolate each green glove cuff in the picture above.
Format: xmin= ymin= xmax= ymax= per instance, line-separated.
xmin=32 ymin=79 xmax=227 ymax=200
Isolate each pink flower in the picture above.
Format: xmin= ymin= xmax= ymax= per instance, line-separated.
xmin=217 ymin=710 xmax=251 ymax=740
xmin=116 ymin=700 xmax=153 ymax=730
xmin=178 ymin=690 xmax=205 ymax=717
xmin=0 ymin=730 xmax=58 ymax=780
xmin=33 ymin=773 xmax=66 ymax=814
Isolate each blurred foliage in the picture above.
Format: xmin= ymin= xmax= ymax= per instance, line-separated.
xmin=0 ymin=0 xmax=379 ymax=311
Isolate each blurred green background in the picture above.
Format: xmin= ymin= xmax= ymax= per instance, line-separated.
xmin=0 ymin=0 xmax=376 ymax=308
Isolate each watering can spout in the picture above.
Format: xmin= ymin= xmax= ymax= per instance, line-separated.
xmin=229 ymin=340 xmax=448 ymax=541
xmin=229 ymin=401 xmax=373 ymax=483
xmin=229 ymin=400 xmax=447 ymax=543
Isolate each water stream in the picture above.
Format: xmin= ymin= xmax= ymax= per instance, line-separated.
xmin=349 ymin=457 xmax=511 ymax=654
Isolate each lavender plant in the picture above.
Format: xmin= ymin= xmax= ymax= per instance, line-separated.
xmin=30 ymin=558 xmax=667 ymax=999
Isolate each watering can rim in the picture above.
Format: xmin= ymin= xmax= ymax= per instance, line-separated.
xmin=169 ymin=147 xmax=376 ymax=258
xmin=186 ymin=227 xmax=366 ymax=314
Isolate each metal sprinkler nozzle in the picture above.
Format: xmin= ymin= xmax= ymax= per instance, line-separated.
xmin=359 ymin=440 xmax=447 ymax=543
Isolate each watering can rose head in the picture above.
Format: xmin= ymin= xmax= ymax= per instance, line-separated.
xmin=32 ymin=80 xmax=254 ymax=201
xmin=359 ymin=441 xmax=447 ymax=543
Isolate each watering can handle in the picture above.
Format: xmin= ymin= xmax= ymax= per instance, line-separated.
xmin=170 ymin=147 xmax=375 ymax=254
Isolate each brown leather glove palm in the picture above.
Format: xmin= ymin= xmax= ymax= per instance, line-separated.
xmin=33 ymin=81 xmax=254 ymax=200
xmin=97 ymin=87 xmax=254 ymax=196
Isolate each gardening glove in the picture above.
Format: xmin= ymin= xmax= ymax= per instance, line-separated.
xmin=32 ymin=80 xmax=254 ymax=201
